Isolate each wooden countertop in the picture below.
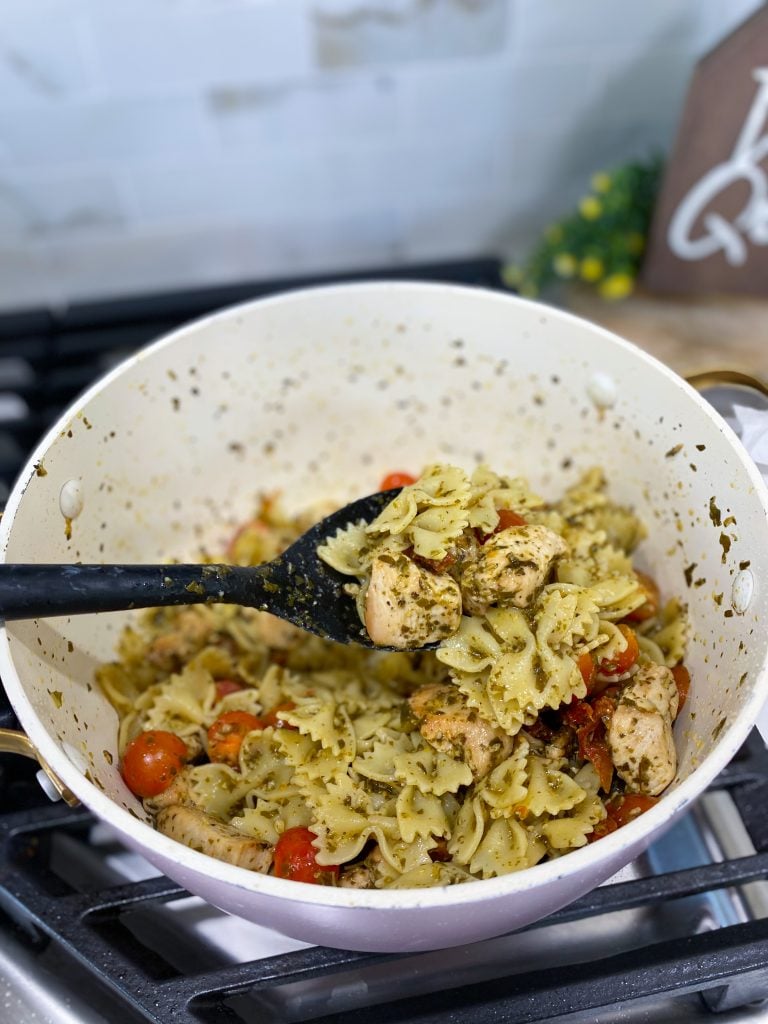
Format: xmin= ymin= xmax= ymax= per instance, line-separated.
xmin=566 ymin=287 xmax=768 ymax=381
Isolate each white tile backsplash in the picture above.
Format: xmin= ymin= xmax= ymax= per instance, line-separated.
xmin=124 ymin=154 xmax=333 ymax=225
xmin=0 ymin=13 xmax=95 ymax=105
xmin=399 ymin=187 xmax=517 ymax=261
xmin=311 ymin=0 xmax=508 ymax=68
xmin=0 ymin=168 xmax=124 ymax=236
xmin=0 ymin=95 xmax=212 ymax=167
xmin=0 ymin=0 xmax=763 ymax=310
xmin=86 ymin=3 xmax=313 ymax=93
xmin=586 ymin=51 xmax=695 ymax=128
xmin=395 ymin=57 xmax=513 ymax=141
xmin=209 ymin=74 xmax=398 ymax=151
xmin=512 ymin=0 xmax=701 ymax=56
xmin=0 ymin=243 xmax=58 ymax=309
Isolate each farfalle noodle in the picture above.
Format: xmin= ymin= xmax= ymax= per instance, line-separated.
xmin=102 ymin=464 xmax=688 ymax=888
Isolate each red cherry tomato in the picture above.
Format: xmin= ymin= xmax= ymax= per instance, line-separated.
xmin=379 ymin=472 xmax=416 ymax=490
xmin=476 ymin=509 xmax=528 ymax=545
xmin=588 ymin=793 xmax=659 ymax=842
xmin=563 ymin=694 xmax=617 ymax=792
xmin=577 ymin=651 xmax=596 ymax=691
xmin=587 ymin=815 xmax=619 ymax=843
xmin=214 ymin=679 xmax=246 ymax=702
xmin=609 ymin=793 xmax=659 ymax=828
xmin=262 ymin=701 xmax=298 ymax=730
xmin=429 ymin=838 xmax=451 ymax=862
xmin=412 ymin=549 xmax=457 ymax=574
xmin=598 ymin=624 xmax=639 ymax=676
xmin=626 ymin=570 xmax=661 ymax=622
xmin=226 ymin=517 xmax=268 ymax=562
xmin=671 ymin=664 xmax=691 ymax=713
xmin=526 ymin=717 xmax=555 ymax=742
xmin=495 ymin=509 xmax=527 ymax=530
xmin=273 ymin=827 xmax=340 ymax=884
xmin=121 ymin=730 xmax=188 ymax=798
xmin=207 ymin=711 xmax=265 ymax=766
xmin=583 ymin=735 xmax=614 ymax=793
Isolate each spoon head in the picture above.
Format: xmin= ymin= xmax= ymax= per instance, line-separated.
xmin=268 ymin=489 xmax=436 ymax=651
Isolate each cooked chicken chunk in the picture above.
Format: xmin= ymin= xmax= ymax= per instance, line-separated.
xmin=339 ymin=862 xmax=376 ymax=889
xmin=156 ymin=805 xmax=273 ymax=872
xmin=255 ymin=612 xmax=303 ymax=650
xmin=144 ymin=768 xmax=194 ymax=812
xmin=408 ymin=683 xmax=514 ymax=780
xmin=459 ymin=525 xmax=568 ymax=615
xmin=364 ymin=553 xmax=463 ymax=649
xmin=607 ymin=663 xmax=679 ymax=796
xmin=544 ymin=727 xmax=574 ymax=762
xmin=147 ymin=609 xmax=214 ymax=669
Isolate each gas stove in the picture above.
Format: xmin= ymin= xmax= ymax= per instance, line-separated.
xmin=1 ymin=260 xmax=768 ymax=1023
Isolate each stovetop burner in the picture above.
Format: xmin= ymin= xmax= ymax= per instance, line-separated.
xmin=1 ymin=260 xmax=768 ymax=1023
xmin=1 ymin=735 xmax=768 ymax=1023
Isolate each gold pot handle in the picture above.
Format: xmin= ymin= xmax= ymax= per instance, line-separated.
xmin=686 ymin=369 xmax=768 ymax=399
xmin=0 ymin=727 xmax=79 ymax=806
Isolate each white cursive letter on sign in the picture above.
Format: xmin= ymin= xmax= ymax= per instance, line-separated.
xmin=668 ymin=68 xmax=768 ymax=265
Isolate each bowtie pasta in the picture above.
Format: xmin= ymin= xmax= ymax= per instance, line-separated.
xmin=101 ymin=464 xmax=688 ymax=889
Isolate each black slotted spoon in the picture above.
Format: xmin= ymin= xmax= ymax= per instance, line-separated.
xmin=0 ymin=489 xmax=401 ymax=649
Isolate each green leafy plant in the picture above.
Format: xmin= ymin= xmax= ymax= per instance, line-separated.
xmin=504 ymin=156 xmax=663 ymax=301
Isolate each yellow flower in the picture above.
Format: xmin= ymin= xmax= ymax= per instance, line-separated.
xmin=599 ymin=272 xmax=634 ymax=301
xmin=580 ymin=256 xmax=604 ymax=282
xmin=501 ymin=264 xmax=523 ymax=288
xmin=579 ymin=196 xmax=602 ymax=220
xmin=553 ymin=253 xmax=577 ymax=278
xmin=591 ymin=172 xmax=612 ymax=194
xmin=545 ymin=224 xmax=563 ymax=243
xmin=627 ymin=232 xmax=645 ymax=255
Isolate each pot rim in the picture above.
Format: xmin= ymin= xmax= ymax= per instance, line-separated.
xmin=1 ymin=279 xmax=767 ymax=912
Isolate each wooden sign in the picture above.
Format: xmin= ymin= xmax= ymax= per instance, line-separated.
xmin=643 ymin=7 xmax=768 ymax=296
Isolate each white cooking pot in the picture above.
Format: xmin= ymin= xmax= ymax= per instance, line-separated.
xmin=0 ymin=282 xmax=766 ymax=953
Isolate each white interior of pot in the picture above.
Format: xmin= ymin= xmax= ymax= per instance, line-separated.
xmin=2 ymin=282 xmax=767 ymax=833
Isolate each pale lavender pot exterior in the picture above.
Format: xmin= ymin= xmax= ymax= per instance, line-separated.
xmin=1 ymin=282 xmax=767 ymax=952
xmin=118 ymin=816 xmax=671 ymax=952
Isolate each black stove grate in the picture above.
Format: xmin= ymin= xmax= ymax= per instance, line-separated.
xmin=1 ymin=734 xmax=768 ymax=1023
xmin=1 ymin=259 xmax=768 ymax=1022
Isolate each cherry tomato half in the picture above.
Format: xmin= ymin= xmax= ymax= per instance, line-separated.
xmin=214 ymin=679 xmax=246 ymax=702
xmin=598 ymin=624 xmax=639 ymax=676
xmin=671 ymin=663 xmax=691 ymax=713
xmin=121 ymin=729 xmax=188 ymax=798
xmin=379 ymin=472 xmax=416 ymax=491
xmin=429 ymin=837 xmax=451 ymax=862
xmin=563 ymin=696 xmax=616 ymax=792
xmin=609 ymin=793 xmax=659 ymax=828
xmin=583 ymin=734 xmax=614 ymax=793
xmin=476 ymin=509 xmax=528 ymax=545
xmin=577 ymin=651 xmax=596 ymax=691
xmin=495 ymin=509 xmax=527 ymax=531
xmin=262 ymin=701 xmax=298 ymax=730
xmin=207 ymin=711 xmax=265 ymax=765
xmin=273 ymin=827 xmax=340 ymax=884
xmin=412 ymin=549 xmax=457 ymax=574
xmin=226 ymin=518 xmax=271 ymax=565
xmin=588 ymin=793 xmax=658 ymax=842
xmin=587 ymin=815 xmax=618 ymax=843
xmin=626 ymin=570 xmax=660 ymax=622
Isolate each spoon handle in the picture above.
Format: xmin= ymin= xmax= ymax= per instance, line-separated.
xmin=0 ymin=564 xmax=269 ymax=621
